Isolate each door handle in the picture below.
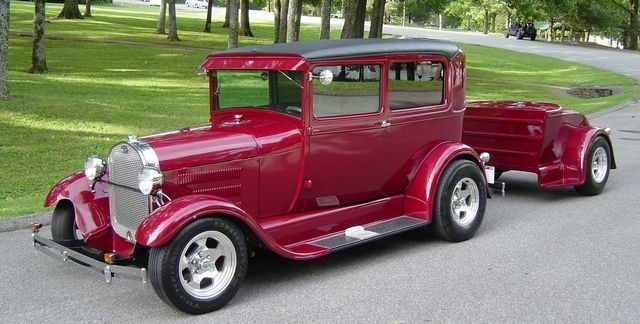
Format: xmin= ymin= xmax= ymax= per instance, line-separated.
xmin=379 ymin=120 xmax=391 ymax=128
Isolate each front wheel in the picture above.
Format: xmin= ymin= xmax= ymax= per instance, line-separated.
xmin=432 ymin=160 xmax=487 ymax=242
xmin=51 ymin=200 xmax=82 ymax=241
xmin=574 ymin=136 xmax=611 ymax=196
xmin=149 ymin=218 xmax=248 ymax=314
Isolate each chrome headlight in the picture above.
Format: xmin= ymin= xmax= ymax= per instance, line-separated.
xmin=84 ymin=156 xmax=106 ymax=181
xmin=138 ymin=167 xmax=163 ymax=195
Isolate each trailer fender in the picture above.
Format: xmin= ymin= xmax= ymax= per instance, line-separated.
xmin=561 ymin=127 xmax=617 ymax=184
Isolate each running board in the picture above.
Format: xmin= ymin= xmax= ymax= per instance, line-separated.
xmin=309 ymin=216 xmax=427 ymax=252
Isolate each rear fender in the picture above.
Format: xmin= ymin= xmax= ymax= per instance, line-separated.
xmin=136 ymin=195 xmax=294 ymax=258
xmin=405 ymin=142 xmax=486 ymax=223
xmin=561 ymin=127 xmax=616 ymax=184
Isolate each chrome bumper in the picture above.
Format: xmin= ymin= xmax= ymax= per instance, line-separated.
xmin=31 ymin=227 xmax=147 ymax=284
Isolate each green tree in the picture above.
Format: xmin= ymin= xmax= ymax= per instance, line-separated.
xmin=167 ymin=0 xmax=179 ymax=41
xmin=156 ymin=0 xmax=167 ymax=34
xmin=340 ymin=0 xmax=366 ymax=38
xmin=84 ymin=0 xmax=92 ymax=18
xmin=204 ymin=0 xmax=214 ymax=32
xmin=368 ymin=0 xmax=385 ymax=38
xmin=286 ymin=0 xmax=302 ymax=41
xmin=319 ymin=0 xmax=331 ymax=39
xmin=58 ymin=0 xmax=83 ymax=19
xmin=228 ymin=0 xmax=239 ymax=48
xmin=240 ymin=0 xmax=254 ymax=36
xmin=0 ymin=0 xmax=8 ymax=98
xmin=29 ymin=0 xmax=48 ymax=73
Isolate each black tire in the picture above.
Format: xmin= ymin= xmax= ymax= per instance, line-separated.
xmin=51 ymin=200 xmax=78 ymax=241
xmin=574 ymin=137 xmax=611 ymax=196
xmin=149 ymin=218 xmax=248 ymax=314
xmin=432 ymin=160 xmax=487 ymax=242
xmin=530 ymin=35 xmax=536 ymax=41
xmin=504 ymin=32 xmax=509 ymax=38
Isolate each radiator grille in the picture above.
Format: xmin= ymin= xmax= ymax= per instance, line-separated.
xmin=108 ymin=142 xmax=150 ymax=240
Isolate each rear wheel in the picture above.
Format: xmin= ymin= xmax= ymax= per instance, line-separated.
xmin=531 ymin=34 xmax=536 ymax=41
xmin=574 ymin=137 xmax=611 ymax=196
xmin=149 ymin=218 xmax=248 ymax=314
xmin=432 ymin=160 xmax=487 ymax=242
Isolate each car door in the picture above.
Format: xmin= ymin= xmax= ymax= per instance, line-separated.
xmin=299 ymin=62 xmax=392 ymax=210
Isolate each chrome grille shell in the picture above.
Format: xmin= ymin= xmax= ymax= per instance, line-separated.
xmin=107 ymin=137 xmax=160 ymax=242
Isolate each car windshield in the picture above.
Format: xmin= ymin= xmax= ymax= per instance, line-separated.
xmin=215 ymin=70 xmax=302 ymax=116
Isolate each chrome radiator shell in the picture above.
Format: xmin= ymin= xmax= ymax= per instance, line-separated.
xmin=107 ymin=137 xmax=160 ymax=241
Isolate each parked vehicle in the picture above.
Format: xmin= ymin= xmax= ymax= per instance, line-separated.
xmin=185 ymin=0 xmax=208 ymax=9
xmin=31 ymin=39 xmax=613 ymax=315
xmin=505 ymin=22 xmax=537 ymax=40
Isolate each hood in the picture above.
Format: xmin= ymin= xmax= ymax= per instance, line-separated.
xmin=143 ymin=110 xmax=303 ymax=171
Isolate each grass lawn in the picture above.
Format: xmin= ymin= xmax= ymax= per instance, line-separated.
xmin=0 ymin=1 xmax=638 ymax=217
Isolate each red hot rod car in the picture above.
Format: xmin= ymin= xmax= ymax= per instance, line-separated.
xmin=31 ymin=39 xmax=614 ymax=314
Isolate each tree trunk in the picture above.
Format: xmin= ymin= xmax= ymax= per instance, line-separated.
xmin=29 ymin=0 xmax=48 ymax=74
xmin=560 ymin=23 xmax=566 ymax=42
xmin=319 ymin=0 xmax=331 ymax=39
xmin=273 ymin=0 xmax=281 ymax=42
xmin=204 ymin=0 xmax=214 ymax=32
xmin=223 ymin=0 xmax=230 ymax=28
xmin=0 ymin=0 xmax=9 ymax=98
xmin=84 ymin=0 xmax=91 ymax=18
xmin=156 ymin=0 xmax=166 ymax=34
xmin=354 ymin=0 xmax=365 ymax=37
xmin=547 ymin=19 xmax=554 ymax=42
xmin=490 ymin=13 xmax=496 ymax=33
xmin=630 ymin=0 xmax=639 ymax=50
xmin=277 ymin=0 xmax=288 ymax=43
xmin=58 ymin=0 xmax=83 ymax=19
xmin=167 ymin=0 xmax=179 ymax=41
xmin=228 ymin=0 xmax=239 ymax=48
xmin=341 ymin=0 xmax=365 ymax=38
xmin=368 ymin=0 xmax=385 ymax=38
xmin=240 ymin=0 xmax=253 ymax=37
xmin=482 ymin=10 xmax=488 ymax=34
xmin=286 ymin=0 xmax=302 ymax=42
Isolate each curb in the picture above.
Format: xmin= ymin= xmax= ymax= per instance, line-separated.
xmin=0 ymin=211 xmax=52 ymax=233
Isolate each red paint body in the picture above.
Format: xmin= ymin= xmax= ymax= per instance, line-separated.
xmin=44 ymin=41 xmax=613 ymax=262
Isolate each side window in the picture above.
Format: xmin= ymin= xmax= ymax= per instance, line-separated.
xmin=388 ymin=61 xmax=444 ymax=110
xmin=312 ymin=65 xmax=381 ymax=118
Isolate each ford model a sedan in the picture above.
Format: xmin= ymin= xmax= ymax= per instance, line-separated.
xmin=31 ymin=39 xmax=613 ymax=314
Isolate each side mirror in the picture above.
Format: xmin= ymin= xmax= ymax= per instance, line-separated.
xmin=318 ymin=69 xmax=333 ymax=85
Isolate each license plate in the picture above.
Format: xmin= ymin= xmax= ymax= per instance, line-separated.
xmin=484 ymin=166 xmax=495 ymax=184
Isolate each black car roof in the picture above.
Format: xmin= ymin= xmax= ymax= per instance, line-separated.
xmin=216 ymin=38 xmax=461 ymax=61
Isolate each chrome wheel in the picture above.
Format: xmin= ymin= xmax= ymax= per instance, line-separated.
xmin=450 ymin=177 xmax=480 ymax=227
xmin=179 ymin=230 xmax=237 ymax=300
xmin=591 ymin=146 xmax=608 ymax=183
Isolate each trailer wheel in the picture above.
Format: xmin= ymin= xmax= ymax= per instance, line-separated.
xmin=432 ymin=160 xmax=487 ymax=242
xmin=149 ymin=218 xmax=248 ymax=314
xmin=574 ymin=137 xmax=611 ymax=196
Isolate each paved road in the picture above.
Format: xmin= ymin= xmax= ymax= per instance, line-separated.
xmin=3 ymin=10 xmax=640 ymax=324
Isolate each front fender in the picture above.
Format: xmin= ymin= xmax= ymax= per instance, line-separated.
xmin=136 ymin=195 xmax=295 ymax=261
xmin=405 ymin=141 xmax=485 ymax=223
xmin=44 ymin=172 xmax=111 ymax=236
